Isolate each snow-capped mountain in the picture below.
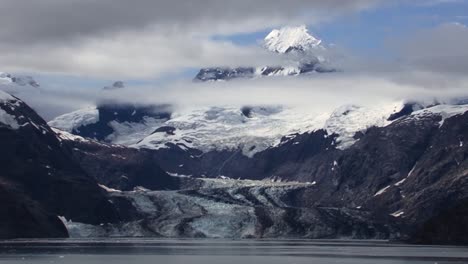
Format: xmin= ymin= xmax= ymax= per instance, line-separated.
xmin=264 ymin=25 xmax=323 ymax=53
xmin=194 ymin=26 xmax=334 ymax=81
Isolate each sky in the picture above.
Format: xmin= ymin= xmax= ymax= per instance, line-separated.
xmin=1 ymin=0 xmax=468 ymax=119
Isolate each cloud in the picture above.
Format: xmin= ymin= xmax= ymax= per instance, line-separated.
xmin=0 ymin=0 xmax=379 ymax=78
xmin=397 ymin=22 xmax=468 ymax=76
xmin=13 ymin=71 xmax=468 ymax=121
xmin=0 ymin=0 xmax=380 ymax=43
xmin=0 ymin=31 xmax=285 ymax=78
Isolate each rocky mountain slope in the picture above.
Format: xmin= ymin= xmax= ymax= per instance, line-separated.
xmin=0 ymin=91 xmax=120 ymax=238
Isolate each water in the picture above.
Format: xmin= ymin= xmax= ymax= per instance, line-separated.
xmin=0 ymin=239 xmax=467 ymax=264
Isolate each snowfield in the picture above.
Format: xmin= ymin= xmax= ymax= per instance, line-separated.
xmin=48 ymin=101 xmax=468 ymax=157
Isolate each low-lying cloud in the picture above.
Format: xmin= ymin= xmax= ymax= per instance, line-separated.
xmin=14 ymin=71 xmax=468 ymax=121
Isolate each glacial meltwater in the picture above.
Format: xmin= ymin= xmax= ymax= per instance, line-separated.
xmin=0 ymin=239 xmax=467 ymax=264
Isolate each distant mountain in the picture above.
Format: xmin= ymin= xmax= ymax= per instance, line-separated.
xmin=103 ymin=81 xmax=125 ymax=90
xmin=194 ymin=26 xmax=335 ymax=81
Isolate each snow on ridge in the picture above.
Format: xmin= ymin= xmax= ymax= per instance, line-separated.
xmin=49 ymin=100 xmax=468 ymax=157
xmin=52 ymin=127 xmax=89 ymax=142
xmin=374 ymin=185 xmax=391 ymax=197
xmin=410 ymin=104 xmax=468 ymax=127
xmin=48 ymin=107 xmax=99 ymax=132
xmin=325 ymin=102 xmax=404 ymax=149
xmin=133 ymin=105 xmax=328 ymax=157
xmin=264 ymin=25 xmax=323 ymax=53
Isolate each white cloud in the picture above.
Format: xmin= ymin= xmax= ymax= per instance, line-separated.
xmin=13 ymin=71 xmax=467 ymax=120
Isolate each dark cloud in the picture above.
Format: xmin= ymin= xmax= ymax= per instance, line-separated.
xmin=0 ymin=0 xmax=380 ymax=77
xmin=0 ymin=0 xmax=379 ymax=45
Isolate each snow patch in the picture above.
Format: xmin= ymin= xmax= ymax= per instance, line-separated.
xmin=374 ymin=185 xmax=391 ymax=197
xmin=394 ymin=178 xmax=407 ymax=187
xmin=390 ymin=211 xmax=405 ymax=218
xmin=98 ymin=184 xmax=122 ymax=193
xmin=52 ymin=127 xmax=90 ymax=142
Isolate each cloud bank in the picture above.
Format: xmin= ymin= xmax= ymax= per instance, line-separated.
xmin=0 ymin=0 xmax=379 ymax=78
xmin=14 ymin=71 xmax=468 ymax=121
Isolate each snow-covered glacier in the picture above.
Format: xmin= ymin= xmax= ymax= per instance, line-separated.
xmin=49 ymin=101 xmax=411 ymax=157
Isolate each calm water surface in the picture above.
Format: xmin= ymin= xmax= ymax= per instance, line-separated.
xmin=0 ymin=239 xmax=467 ymax=264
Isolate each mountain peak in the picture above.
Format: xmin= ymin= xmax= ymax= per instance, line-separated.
xmin=264 ymin=25 xmax=322 ymax=53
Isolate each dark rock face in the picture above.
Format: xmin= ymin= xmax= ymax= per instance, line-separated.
xmin=151 ymin=126 xmax=176 ymax=136
xmin=387 ymin=102 xmax=424 ymax=121
xmin=73 ymin=103 xmax=171 ymax=141
xmin=65 ymin=138 xmax=181 ymax=191
xmin=0 ymin=182 xmax=68 ymax=239
xmin=0 ymin=95 xmax=119 ymax=238
xmin=194 ymin=67 xmax=255 ymax=81
xmin=241 ymin=106 xmax=253 ymax=118
xmin=410 ymin=199 xmax=468 ymax=245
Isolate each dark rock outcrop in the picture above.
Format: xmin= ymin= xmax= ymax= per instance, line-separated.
xmin=63 ymin=136 xmax=180 ymax=191
xmin=73 ymin=103 xmax=171 ymax=141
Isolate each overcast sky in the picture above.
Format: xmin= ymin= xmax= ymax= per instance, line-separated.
xmin=0 ymin=0 xmax=465 ymax=78
xmin=1 ymin=0 xmax=468 ymax=119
